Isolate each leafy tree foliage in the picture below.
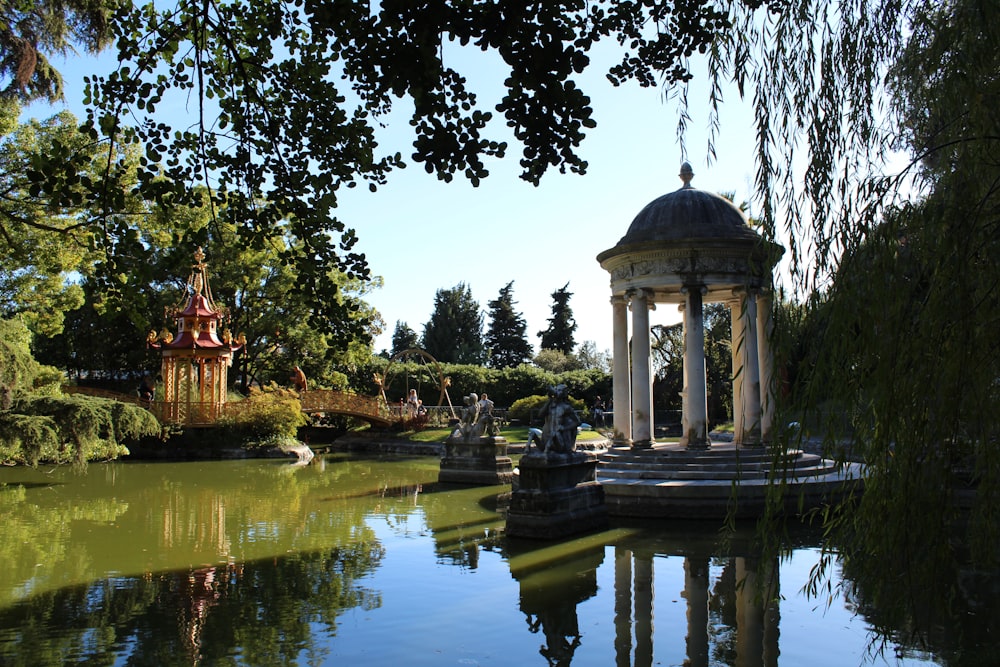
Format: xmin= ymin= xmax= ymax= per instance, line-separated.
xmin=32 ymin=198 xmax=381 ymax=392
xmin=765 ymin=0 xmax=1000 ymax=634
xmin=390 ymin=321 xmax=420 ymax=357
xmin=0 ymin=105 xmax=121 ymax=337
xmin=22 ymin=0 xmax=771 ymax=337
xmin=484 ymin=281 xmax=532 ymax=368
xmin=421 ymin=283 xmax=484 ymax=365
xmin=537 ymin=282 xmax=577 ymax=354
xmin=0 ymin=318 xmax=54 ymax=402
xmin=651 ymin=303 xmax=731 ymax=423
xmin=575 ymin=340 xmax=612 ymax=373
xmin=532 ymin=349 xmax=582 ymax=374
xmin=218 ymin=385 xmax=306 ymax=446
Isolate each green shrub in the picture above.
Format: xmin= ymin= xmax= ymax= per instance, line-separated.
xmin=507 ymin=395 xmax=548 ymax=423
xmin=507 ymin=393 xmax=586 ymax=424
xmin=219 ymin=385 xmax=306 ymax=446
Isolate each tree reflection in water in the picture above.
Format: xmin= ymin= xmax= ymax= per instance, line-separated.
xmin=0 ymin=544 xmax=384 ymax=666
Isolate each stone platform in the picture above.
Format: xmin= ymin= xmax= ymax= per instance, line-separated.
xmin=506 ymin=451 xmax=609 ymax=539
xmin=439 ymin=436 xmax=514 ymax=485
xmin=597 ymin=441 xmax=862 ymax=519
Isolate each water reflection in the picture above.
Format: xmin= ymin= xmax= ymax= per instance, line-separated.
xmin=0 ymin=545 xmax=384 ymax=666
xmin=506 ymin=529 xmax=784 ymax=667
xmin=0 ymin=455 xmax=993 ymax=666
xmin=511 ymin=543 xmax=603 ymax=666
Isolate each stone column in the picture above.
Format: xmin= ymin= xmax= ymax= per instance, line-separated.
xmin=682 ymin=285 xmax=710 ymax=448
xmin=614 ymin=547 xmax=632 ymax=667
xmin=679 ymin=302 xmax=689 ymax=438
xmin=611 ymin=295 xmax=632 ymax=446
xmin=630 ymin=289 xmax=655 ymax=448
xmin=737 ymin=290 xmax=762 ymax=445
xmin=730 ymin=299 xmax=745 ymax=444
xmin=756 ymin=290 xmax=776 ymax=444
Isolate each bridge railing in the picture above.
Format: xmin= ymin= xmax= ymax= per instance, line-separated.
xmin=298 ymin=390 xmax=390 ymax=421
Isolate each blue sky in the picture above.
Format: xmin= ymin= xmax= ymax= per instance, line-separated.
xmin=38 ymin=43 xmax=761 ymax=356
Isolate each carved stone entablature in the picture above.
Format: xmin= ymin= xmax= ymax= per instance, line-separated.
xmin=601 ymin=243 xmax=772 ymax=292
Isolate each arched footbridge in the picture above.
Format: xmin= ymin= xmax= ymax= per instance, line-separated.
xmin=63 ymin=386 xmax=393 ymax=428
xmin=297 ymin=390 xmax=393 ymax=427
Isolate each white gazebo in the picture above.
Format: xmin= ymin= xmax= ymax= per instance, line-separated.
xmin=596 ymin=163 xmax=783 ymax=449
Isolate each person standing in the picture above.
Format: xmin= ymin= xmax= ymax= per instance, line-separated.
xmin=592 ymin=395 xmax=605 ymax=428
xmin=406 ymin=388 xmax=420 ymax=418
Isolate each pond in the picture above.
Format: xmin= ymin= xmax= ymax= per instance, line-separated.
xmin=0 ymin=453 xmax=991 ymax=666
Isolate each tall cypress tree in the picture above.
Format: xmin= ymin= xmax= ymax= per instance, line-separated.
xmin=485 ymin=281 xmax=532 ymax=368
xmin=421 ymin=283 xmax=485 ymax=364
xmin=390 ymin=320 xmax=420 ymax=356
xmin=537 ymin=282 xmax=577 ymax=354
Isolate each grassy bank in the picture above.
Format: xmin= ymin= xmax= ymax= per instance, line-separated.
xmin=400 ymin=426 xmax=610 ymax=444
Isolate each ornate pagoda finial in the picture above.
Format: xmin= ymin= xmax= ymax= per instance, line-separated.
xmin=192 ymin=246 xmax=206 ymax=295
xmin=679 ymin=162 xmax=694 ymax=188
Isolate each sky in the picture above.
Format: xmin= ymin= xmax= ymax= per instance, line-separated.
xmin=39 ymin=41 xmax=761 ymax=357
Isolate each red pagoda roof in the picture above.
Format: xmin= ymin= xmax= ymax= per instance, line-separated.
xmin=147 ymin=247 xmax=245 ymax=354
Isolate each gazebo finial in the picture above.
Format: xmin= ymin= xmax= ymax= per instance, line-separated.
xmin=679 ymin=162 xmax=694 ymax=189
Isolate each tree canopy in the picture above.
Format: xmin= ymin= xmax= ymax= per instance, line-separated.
xmin=484 ymin=281 xmax=532 ymax=369
xmin=538 ymin=283 xmax=577 ymax=354
xmin=0 ymin=0 xmax=116 ymax=103
xmin=18 ymin=0 xmax=784 ymax=339
xmin=389 ymin=321 xmax=420 ymax=358
xmin=421 ymin=283 xmax=485 ymax=365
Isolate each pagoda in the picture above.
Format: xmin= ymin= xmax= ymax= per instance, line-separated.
xmin=147 ymin=247 xmax=245 ymax=426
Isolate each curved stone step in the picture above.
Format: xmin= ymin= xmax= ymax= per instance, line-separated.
xmin=594 ymin=441 xmax=864 ymax=518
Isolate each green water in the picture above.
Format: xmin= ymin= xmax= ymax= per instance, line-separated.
xmin=0 ymin=454 xmax=990 ymax=666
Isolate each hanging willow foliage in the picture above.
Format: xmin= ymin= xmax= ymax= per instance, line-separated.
xmin=688 ymin=0 xmax=1000 ymax=644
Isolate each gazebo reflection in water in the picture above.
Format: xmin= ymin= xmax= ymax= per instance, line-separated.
xmin=505 ymin=531 xmax=780 ymax=667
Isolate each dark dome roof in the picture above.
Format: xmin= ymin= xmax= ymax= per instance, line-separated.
xmin=616 ymin=164 xmax=759 ymax=246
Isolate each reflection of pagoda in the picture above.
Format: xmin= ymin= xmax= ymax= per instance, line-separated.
xmin=147 ymin=247 xmax=244 ymax=426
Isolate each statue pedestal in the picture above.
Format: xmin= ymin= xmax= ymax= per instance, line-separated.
xmin=506 ymin=451 xmax=608 ymax=539
xmin=438 ymin=436 xmax=514 ymax=485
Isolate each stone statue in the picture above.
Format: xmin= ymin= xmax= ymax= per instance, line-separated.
xmin=534 ymin=384 xmax=580 ymax=456
xmin=476 ymin=392 xmax=499 ymax=437
xmin=454 ymin=393 xmax=481 ymax=440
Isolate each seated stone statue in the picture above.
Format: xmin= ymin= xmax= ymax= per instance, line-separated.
xmin=536 ymin=384 xmax=580 ymax=455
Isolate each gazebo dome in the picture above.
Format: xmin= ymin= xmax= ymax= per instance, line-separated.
xmin=596 ymin=163 xmax=782 ymax=303
xmin=617 ymin=164 xmax=759 ymax=246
